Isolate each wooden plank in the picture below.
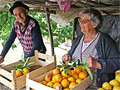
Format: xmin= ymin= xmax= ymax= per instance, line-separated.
xmin=0 ymin=68 xmax=13 ymax=80
xmin=29 ymin=62 xmax=56 ymax=80
xmin=1 ymin=62 xmax=21 ymax=72
xmin=0 ymin=76 xmax=14 ymax=89
xmin=35 ymin=50 xmax=56 ymax=62
xmin=72 ymin=76 xmax=92 ymax=90
xmin=14 ymin=75 xmax=26 ymax=90
xmin=33 ymin=69 xmax=53 ymax=82
xmin=26 ymin=78 xmax=55 ymax=90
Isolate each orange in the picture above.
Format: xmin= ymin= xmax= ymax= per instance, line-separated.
xmin=51 ymin=76 xmax=56 ymax=83
xmin=76 ymin=78 xmax=82 ymax=83
xmin=61 ymin=78 xmax=69 ymax=88
xmin=64 ymin=87 xmax=70 ymax=90
xmin=79 ymin=71 xmax=88 ymax=79
xmin=47 ymin=82 xmax=54 ymax=88
xmin=54 ymin=74 xmax=62 ymax=83
xmin=113 ymin=85 xmax=120 ymax=90
xmin=74 ymin=67 xmax=82 ymax=74
xmin=45 ymin=74 xmax=52 ymax=82
xmin=16 ymin=70 xmax=23 ymax=77
xmin=22 ymin=68 xmax=30 ymax=75
xmin=69 ymin=82 xmax=77 ymax=89
xmin=62 ymin=76 xmax=67 ymax=80
xmin=71 ymin=70 xmax=76 ymax=75
xmin=53 ymin=82 xmax=62 ymax=89
xmin=41 ymin=80 xmax=47 ymax=86
xmin=79 ymin=65 xmax=86 ymax=71
xmin=61 ymin=68 xmax=71 ymax=78
xmin=53 ymin=68 xmax=60 ymax=75
xmin=115 ymin=74 xmax=120 ymax=82
xmin=39 ymin=81 xmax=42 ymax=84
xmin=60 ymin=67 xmax=64 ymax=72
xmin=72 ymin=74 xmax=79 ymax=79
xmin=68 ymin=76 xmax=75 ymax=82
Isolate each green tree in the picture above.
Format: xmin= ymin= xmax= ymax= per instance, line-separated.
xmin=0 ymin=4 xmax=73 ymax=48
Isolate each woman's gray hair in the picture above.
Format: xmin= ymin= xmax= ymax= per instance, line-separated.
xmin=79 ymin=8 xmax=103 ymax=30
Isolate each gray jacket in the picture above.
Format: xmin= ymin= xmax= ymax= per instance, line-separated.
xmin=68 ymin=31 xmax=120 ymax=87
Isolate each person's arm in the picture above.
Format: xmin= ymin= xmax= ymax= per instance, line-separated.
xmin=26 ymin=22 xmax=46 ymax=58
xmin=0 ymin=56 xmax=4 ymax=64
xmin=0 ymin=27 xmax=16 ymax=59
xmin=97 ymin=33 xmax=120 ymax=74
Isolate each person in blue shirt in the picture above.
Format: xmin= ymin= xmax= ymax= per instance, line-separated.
xmin=0 ymin=1 xmax=46 ymax=64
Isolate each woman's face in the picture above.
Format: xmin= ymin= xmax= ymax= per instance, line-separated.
xmin=79 ymin=14 xmax=96 ymax=34
xmin=13 ymin=7 xmax=28 ymax=26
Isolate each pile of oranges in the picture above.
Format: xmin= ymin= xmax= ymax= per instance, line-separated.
xmin=16 ymin=68 xmax=30 ymax=77
xmin=97 ymin=70 xmax=120 ymax=90
xmin=37 ymin=66 xmax=88 ymax=90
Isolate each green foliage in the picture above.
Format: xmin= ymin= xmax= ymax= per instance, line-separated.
xmin=0 ymin=4 xmax=16 ymax=48
xmin=57 ymin=60 xmax=75 ymax=75
xmin=0 ymin=3 xmax=73 ymax=49
xmin=13 ymin=57 xmax=34 ymax=70
xmin=78 ymin=59 xmax=93 ymax=80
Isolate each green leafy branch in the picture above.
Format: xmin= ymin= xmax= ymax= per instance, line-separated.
xmin=57 ymin=60 xmax=75 ymax=75
xmin=78 ymin=58 xmax=93 ymax=80
xmin=13 ymin=57 xmax=34 ymax=71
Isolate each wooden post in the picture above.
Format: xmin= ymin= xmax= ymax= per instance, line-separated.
xmin=72 ymin=18 xmax=76 ymax=42
xmin=45 ymin=8 xmax=55 ymax=56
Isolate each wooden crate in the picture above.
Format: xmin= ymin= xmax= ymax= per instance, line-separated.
xmin=0 ymin=50 xmax=56 ymax=90
xmin=26 ymin=68 xmax=92 ymax=90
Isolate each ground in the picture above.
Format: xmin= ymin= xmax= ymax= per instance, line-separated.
xmin=0 ymin=38 xmax=70 ymax=65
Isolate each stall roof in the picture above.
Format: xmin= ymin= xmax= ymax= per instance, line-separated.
xmin=0 ymin=0 xmax=120 ymax=15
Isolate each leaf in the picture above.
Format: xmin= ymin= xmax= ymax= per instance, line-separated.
xmin=84 ymin=64 xmax=93 ymax=80
xmin=17 ymin=68 xmax=23 ymax=72
xmin=19 ymin=59 xmax=25 ymax=63
xmin=23 ymin=57 xmax=30 ymax=67
xmin=69 ymin=60 xmax=73 ymax=63
xmin=13 ymin=64 xmax=23 ymax=70
xmin=57 ymin=65 xmax=62 ymax=68
xmin=81 ymin=58 xmax=86 ymax=65
xmin=25 ymin=66 xmax=31 ymax=70
xmin=78 ymin=59 xmax=80 ymax=66
xmin=73 ymin=62 xmax=76 ymax=67
xmin=27 ymin=62 xmax=34 ymax=66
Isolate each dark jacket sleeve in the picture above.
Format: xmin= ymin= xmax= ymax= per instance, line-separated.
xmin=26 ymin=20 xmax=46 ymax=58
xmin=1 ymin=27 xmax=16 ymax=57
xmin=97 ymin=32 xmax=120 ymax=74
xmin=96 ymin=32 xmax=120 ymax=87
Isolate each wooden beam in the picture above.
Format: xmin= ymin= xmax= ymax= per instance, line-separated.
xmin=45 ymin=8 xmax=55 ymax=56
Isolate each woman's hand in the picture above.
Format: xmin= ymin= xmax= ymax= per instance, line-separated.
xmin=62 ymin=54 xmax=71 ymax=62
xmin=0 ymin=56 xmax=4 ymax=64
xmin=86 ymin=54 xmax=101 ymax=69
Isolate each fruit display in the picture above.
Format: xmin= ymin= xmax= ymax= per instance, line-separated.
xmin=32 ymin=59 xmax=93 ymax=90
xmin=13 ymin=57 xmax=34 ymax=77
xmin=97 ymin=70 xmax=120 ymax=90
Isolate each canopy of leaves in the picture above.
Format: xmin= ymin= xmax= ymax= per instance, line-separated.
xmin=0 ymin=3 xmax=73 ymax=49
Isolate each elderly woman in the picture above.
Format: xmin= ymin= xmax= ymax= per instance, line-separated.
xmin=62 ymin=9 xmax=120 ymax=88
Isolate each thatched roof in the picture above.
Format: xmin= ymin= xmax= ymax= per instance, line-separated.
xmin=0 ymin=0 xmax=120 ymax=15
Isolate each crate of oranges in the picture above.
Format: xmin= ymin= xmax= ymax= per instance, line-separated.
xmin=0 ymin=50 xmax=56 ymax=90
xmin=26 ymin=59 xmax=93 ymax=90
